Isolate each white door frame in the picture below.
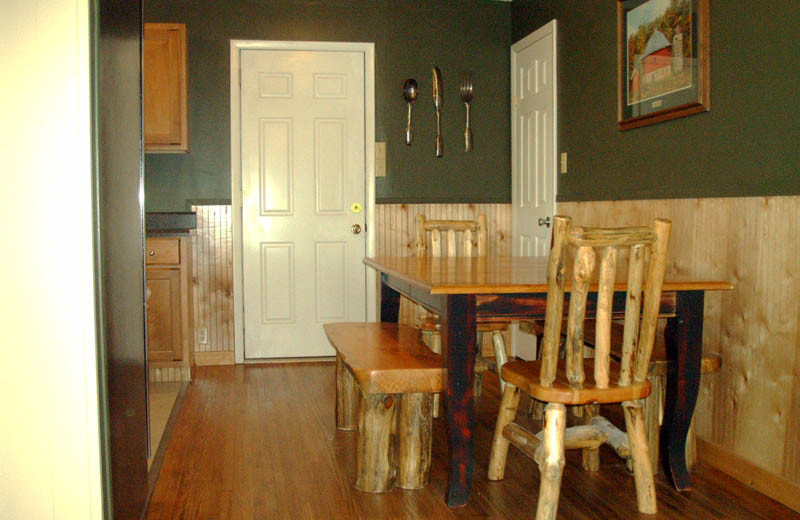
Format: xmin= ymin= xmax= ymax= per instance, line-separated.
xmin=510 ymin=21 xmax=558 ymax=360
xmin=230 ymin=40 xmax=376 ymax=363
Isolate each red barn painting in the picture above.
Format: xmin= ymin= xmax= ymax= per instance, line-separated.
xmin=630 ymin=30 xmax=673 ymax=99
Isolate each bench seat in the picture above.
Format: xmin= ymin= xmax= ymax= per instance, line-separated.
xmin=323 ymin=322 xmax=444 ymax=493
xmin=324 ymin=322 xmax=444 ymax=395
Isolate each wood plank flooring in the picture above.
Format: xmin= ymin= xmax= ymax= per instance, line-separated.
xmin=146 ymin=363 xmax=800 ymax=519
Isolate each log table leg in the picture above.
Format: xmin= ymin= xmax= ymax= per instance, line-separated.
xmin=663 ymin=290 xmax=704 ymax=491
xmin=441 ymin=294 xmax=476 ymax=507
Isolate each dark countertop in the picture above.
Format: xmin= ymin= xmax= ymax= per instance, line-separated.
xmin=146 ymin=212 xmax=197 ymax=235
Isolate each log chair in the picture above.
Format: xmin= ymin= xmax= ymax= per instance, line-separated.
xmin=488 ymin=216 xmax=672 ymax=518
xmin=324 ymin=322 xmax=444 ymax=492
xmin=525 ymin=317 xmax=722 ymax=473
xmin=414 ymin=214 xmax=513 ymax=411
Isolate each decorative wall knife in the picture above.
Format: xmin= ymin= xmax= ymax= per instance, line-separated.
xmin=432 ymin=66 xmax=443 ymax=157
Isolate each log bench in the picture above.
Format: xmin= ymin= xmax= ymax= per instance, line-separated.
xmin=323 ymin=322 xmax=444 ymax=492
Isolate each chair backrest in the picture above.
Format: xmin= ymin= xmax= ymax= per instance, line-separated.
xmin=538 ymin=216 xmax=671 ymax=389
xmin=414 ymin=214 xmax=488 ymax=258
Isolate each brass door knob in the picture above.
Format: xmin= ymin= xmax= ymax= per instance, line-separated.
xmin=351 ymin=224 xmax=362 ymax=234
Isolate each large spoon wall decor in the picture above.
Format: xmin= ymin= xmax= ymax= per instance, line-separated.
xmin=403 ymin=79 xmax=418 ymax=145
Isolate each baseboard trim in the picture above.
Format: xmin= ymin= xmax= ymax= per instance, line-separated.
xmin=698 ymin=439 xmax=800 ymax=513
xmin=241 ymin=356 xmax=335 ymax=365
xmin=193 ymin=350 xmax=235 ymax=366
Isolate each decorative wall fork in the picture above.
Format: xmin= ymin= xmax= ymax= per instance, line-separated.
xmin=460 ymin=72 xmax=473 ymax=152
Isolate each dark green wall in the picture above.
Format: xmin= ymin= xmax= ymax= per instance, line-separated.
xmin=144 ymin=0 xmax=511 ymax=210
xmin=513 ymin=0 xmax=800 ymax=201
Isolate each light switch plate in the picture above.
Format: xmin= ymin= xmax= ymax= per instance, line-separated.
xmin=560 ymin=152 xmax=568 ymax=174
xmin=375 ymin=141 xmax=386 ymax=177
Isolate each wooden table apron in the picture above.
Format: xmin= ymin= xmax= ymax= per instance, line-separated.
xmin=375 ymin=265 xmax=713 ymax=507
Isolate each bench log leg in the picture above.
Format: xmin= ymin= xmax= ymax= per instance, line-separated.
xmin=336 ymin=354 xmax=360 ymax=431
xmin=396 ymin=393 xmax=433 ymax=489
xmin=356 ymin=392 xmax=397 ymax=493
xmin=423 ymin=330 xmax=442 ymax=419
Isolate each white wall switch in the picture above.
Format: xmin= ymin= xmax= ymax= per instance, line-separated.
xmin=560 ymin=152 xmax=568 ymax=174
xmin=375 ymin=141 xmax=386 ymax=177
xmin=198 ymin=328 xmax=208 ymax=344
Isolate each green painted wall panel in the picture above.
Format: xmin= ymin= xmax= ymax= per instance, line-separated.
xmin=512 ymin=0 xmax=799 ymax=201
xmin=144 ymin=0 xmax=512 ymax=211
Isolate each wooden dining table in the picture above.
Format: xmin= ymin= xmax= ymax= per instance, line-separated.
xmin=364 ymin=255 xmax=733 ymax=507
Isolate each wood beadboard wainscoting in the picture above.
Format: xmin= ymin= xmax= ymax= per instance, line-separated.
xmin=186 ymin=204 xmax=512 ymax=366
xmin=190 ymin=205 xmax=235 ymax=366
xmin=559 ymin=196 xmax=800 ymax=512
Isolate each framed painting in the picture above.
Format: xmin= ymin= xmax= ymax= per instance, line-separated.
xmin=617 ymin=0 xmax=710 ymax=130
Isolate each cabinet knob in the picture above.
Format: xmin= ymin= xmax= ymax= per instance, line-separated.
xmin=148 ymin=250 xmax=155 ymax=256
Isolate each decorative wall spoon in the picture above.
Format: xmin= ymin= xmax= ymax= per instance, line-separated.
xmin=403 ymin=79 xmax=418 ymax=145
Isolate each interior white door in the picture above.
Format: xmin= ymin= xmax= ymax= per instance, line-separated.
xmin=240 ymin=48 xmax=367 ymax=359
xmin=511 ymin=20 xmax=558 ymax=359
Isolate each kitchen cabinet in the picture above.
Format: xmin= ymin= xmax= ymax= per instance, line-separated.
xmin=144 ymin=23 xmax=188 ymax=152
xmin=145 ymin=237 xmax=192 ymax=363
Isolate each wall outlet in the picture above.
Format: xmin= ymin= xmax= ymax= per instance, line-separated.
xmin=560 ymin=152 xmax=568 ymax=174
xmin=375 ymin=141 xmax=386 ymax=177
xmin=198 ymin=328 xmax=208 ymax=344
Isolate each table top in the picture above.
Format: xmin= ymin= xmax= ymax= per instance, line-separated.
xmin=364 ymin=256 xmax=734 ymax=295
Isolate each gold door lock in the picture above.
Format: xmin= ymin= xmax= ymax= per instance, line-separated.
xmin=351 ymin=224 xmax=362 ymax=234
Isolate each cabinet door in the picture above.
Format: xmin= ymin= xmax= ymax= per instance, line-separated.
xmin=146 ymin=269 xmax=183 ymax=361
xmin=144 ymin=23 xmax=188 ymax=152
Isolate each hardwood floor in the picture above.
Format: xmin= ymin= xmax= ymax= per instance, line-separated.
xmin=146 ymin=363 xmax=799 ymax=519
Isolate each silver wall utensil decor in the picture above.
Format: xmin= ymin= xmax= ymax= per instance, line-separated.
xmin=432 ymin=66 xmax=443 ymax=157
xmin=402 ymin=79 xmax=418 ymax=145
xmin=460 ymin=71 xmax=473 ymax=152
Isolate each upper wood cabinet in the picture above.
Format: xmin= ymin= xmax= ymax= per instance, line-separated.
xmin=144 ymin=23 xmax=188 ymax=152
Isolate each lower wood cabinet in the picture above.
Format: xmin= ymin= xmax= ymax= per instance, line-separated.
xmin=145 ymin=237 xmax=192 ymax=363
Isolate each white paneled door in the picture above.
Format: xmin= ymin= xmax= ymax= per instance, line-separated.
xmin=239 ymin=48 xmax=367 ymax=359
xmin=511 ymin=20 xmax=557 ymax=258
xmin=511 ymin=21 xmax=557 ymax=360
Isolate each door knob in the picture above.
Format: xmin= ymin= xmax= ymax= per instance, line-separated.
xmin=351 ymin=224 xmax=362 ymax=234
xmin=538 ymin=216 xmax=551 ymax=228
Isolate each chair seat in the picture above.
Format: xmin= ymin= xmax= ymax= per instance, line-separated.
xmin=501 ymin=359 xmax=652 ymax=405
